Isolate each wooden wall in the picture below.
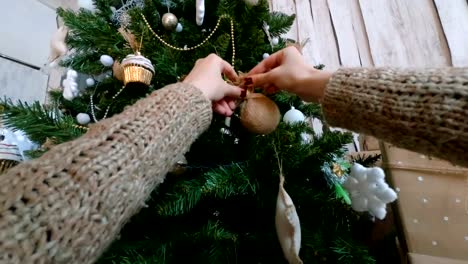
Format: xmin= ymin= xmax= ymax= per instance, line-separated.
xmin=268 ymin=0 xmax=468 ymax=69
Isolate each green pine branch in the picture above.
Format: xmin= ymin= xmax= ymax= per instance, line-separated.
xmin=155 ymin=163 xmax=255 ymax=216
xmin=1 ymin=99 xmax=84 ymax=145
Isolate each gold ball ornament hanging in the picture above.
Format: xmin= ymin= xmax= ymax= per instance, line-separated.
xmin=121 ymin=52 xmax=155 ymax=86
xmin=240 ymin=92 xmax=281 ymax=134
xmin=162 ymin=13 xmax=178 ymax=31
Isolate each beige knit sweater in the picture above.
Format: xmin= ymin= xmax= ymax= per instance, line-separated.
xmin=0 ymin=68 xmax=467 ymax=263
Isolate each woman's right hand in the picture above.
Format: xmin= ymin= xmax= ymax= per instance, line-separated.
xmin=247 ymin=46 xmax=333 ymax=102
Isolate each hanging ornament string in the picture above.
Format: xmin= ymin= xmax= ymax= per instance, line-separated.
xmin=90 ymin=85 xmax=127 ymax=123
xmin=140 ymin=13 xmax=236 ymax=68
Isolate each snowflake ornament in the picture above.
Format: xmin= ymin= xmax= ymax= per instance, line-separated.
xmin=343 ymin=163 xmax=398 ymax=220
xmin=110 ymin=0 xmax=145 ymax=27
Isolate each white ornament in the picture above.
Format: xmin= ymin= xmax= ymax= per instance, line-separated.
xmin=78 ymin=0 xmax=96 ymax=11
xmin=1 ymin=128 xmax=37 ymax=161
xmin=225 ymin=116 xmax=231 ymax=127
xmin=62 ymin=69 xmax=79 ymax=101
xmin=100 ymin=55 xmax=114 ymax=67
xmin=342 ymin=163 xmax=398 ymax=220
xmin=283 ymin=107 xmax=305 ymax=124
xmin=196 ymin=0 xmax=205 ymax=26
xmin=86 ymin=78 xmax=95 ymax=87
xmin=176 ymin=23 xmax=183 ymax=32
xmin=300 ymin=132 xmax=312 ymax=145
xmin=76 ymin=113 xmax=91 ymax=125
xmin=276 ymin=175 xmax=302 ymax=264
xmin=263 ymin=53 xmax=270 ymax=59
xmin=272 ymin=37 xmax=279 ymax=46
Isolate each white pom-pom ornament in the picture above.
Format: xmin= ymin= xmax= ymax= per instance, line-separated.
xmin=176 ymin=23 xmax=183 ymax=32
xmin=262 ymin=53 xmax=270 ymax=59
xmin=86 ymin=78 xmax=95 ymax=87
xmin=343 ymin=163 xmax=398 ymax=220
xmin=100 ymin=55 xmax=114 ymax=67
xmin=283 ymin=106 xmax=305 ymax=124
xmin=76 ymin=113 xmax=91 ymax=125
xmin=272 ymin=37 xmax=279 ymax=46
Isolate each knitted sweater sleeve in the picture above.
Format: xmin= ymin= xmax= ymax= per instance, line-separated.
xmin=322 ymin=67 xmax=468 ymax=166
xmin=0 ymin=83 xmax=212 ymax=263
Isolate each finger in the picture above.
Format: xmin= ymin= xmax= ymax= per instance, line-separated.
xmin=220 ymin=60 xmax=238 ymax=82
xmin=264 ymin=85 xmax=280 ymax=94
xmin=248 ymin=51 xmax=283 ymax=75
xmin=219 ymin=100 xmax=233 ymax=116
xmin=227 ymin=99 xmax=236 ymax=110
xmin=223 ymin=83 xmax=243 ymax=98
xmin=213 ymin=102 xmax=227 ymax=115
xmin=249 ymin=71 xmax=274 ymax=88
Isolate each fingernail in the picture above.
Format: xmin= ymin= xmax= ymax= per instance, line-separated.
xmin=244 ymin=77 xmax=253 ymax=86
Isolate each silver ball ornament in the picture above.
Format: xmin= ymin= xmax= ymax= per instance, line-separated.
xmin=283 ymin=106 xmax=305 ymax=124
xmin=76 ymin=113 xmax=91 ymax=125
xmin=175 ymin=23 xmax=183 ymax=32
xmin=262 ymin=53 xmax=270 ymax=59
xmin=162 ymin=13 xmax=178 ymax=31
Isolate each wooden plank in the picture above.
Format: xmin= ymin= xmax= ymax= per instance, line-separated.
xmin=269 ymin=0 xmax=298 ymax=41
xmin=295 ymin=0 xmax=321 ymax=65
xmin=309 ymin=0 xmax=340 ymax=70
xmin=359 ymin=0 xmax=450 ymax=67
xmin=348 ymin=0 xmax=374 ymax=67
xmin=433 ymin=0 xmax=468 ymax=67
xmin=327 ymin=0 xmax=362 ymax=67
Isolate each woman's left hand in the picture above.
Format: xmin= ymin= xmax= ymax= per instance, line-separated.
xmin=184 ymin=54 xmax=243 ymax=116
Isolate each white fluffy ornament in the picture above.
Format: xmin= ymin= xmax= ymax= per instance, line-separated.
xmin=175 ymin=23 xmax=183 ymax=32
xmin=244 ymin=0 xmax=260 ymax=5
xmin=300 ymin=132 xmax=312 ymax=145
xmin=343 ymin=163 xmax=398 ymax=220
xmin=78 ymin=0 xmax=96 ymax=11
xmin=76 ymin=113 xmax=91 ymax=125
xmin=86 ymin=78 xmax=95 ymax=87
xmin=62 ymin=69 xmax=79 ymax=101
xmin=1 ymin=128 xmax=37 ymax=161
xmin=272 ymin=37 xmax=279 ymax=46
xmin=196 ymin=0 xmax=205 ymax=26
xmin=262 ymin=53 xmax=270 ymax=59
xmin=283 ymin=107 xmax=305 ymax=124
xmin=100 ymin=55 xmax=114 ymax=67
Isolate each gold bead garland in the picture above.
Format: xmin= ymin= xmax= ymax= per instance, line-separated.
xmin=141 ymin=13 xmax=236 ymax=68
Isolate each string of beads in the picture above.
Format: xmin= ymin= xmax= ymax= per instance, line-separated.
xmin=90 ymin=86 xmax=127 ymax=123
xmin=141 ymin=13 xmax=236 ymax=68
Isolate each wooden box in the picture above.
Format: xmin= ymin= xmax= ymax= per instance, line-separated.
xmin=381 ymin=143 xmax=468 ymax=263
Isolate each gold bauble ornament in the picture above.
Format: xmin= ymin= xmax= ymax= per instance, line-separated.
xmin=161 ymin=13 xmax=178 ymax=31
xmin=240 ymin=92 xmax=280 ymax=134
xmin=121 ymin=52 xmax=155 ymax=86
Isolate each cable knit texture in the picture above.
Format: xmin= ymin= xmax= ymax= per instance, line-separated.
xmin=0 ymin=83 xmax=212 ymax=264
xmin=322 ymin=67 xmax=468 ymax=167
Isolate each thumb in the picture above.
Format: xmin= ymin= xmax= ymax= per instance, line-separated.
xmin=223 ymin=84 xmax=243 ymax=98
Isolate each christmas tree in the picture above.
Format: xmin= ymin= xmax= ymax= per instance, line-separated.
xmin=1 ymin=0 xmax=384 ymax=263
